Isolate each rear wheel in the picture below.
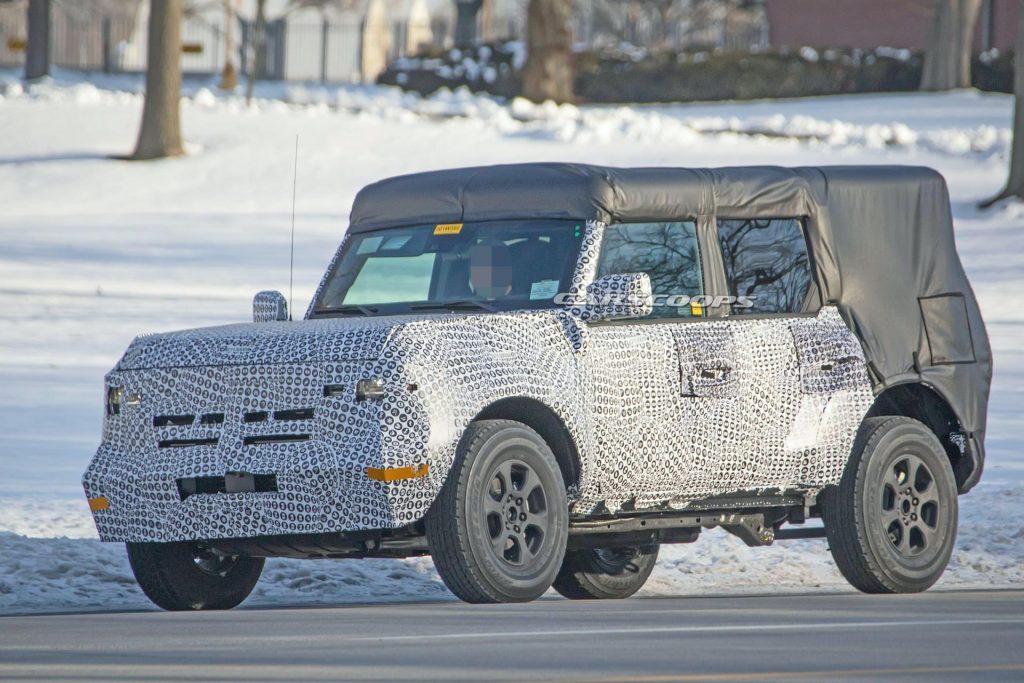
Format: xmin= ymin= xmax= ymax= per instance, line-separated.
xmin=126 ymin=541 xmax=264 ymax=611
xmin=823 ymin=416 xmax=958 ymax=593
xmin=426 ymin=420 xmax=568 ymax=603
xmin=553 ymin=544 xmax=659 ymax=600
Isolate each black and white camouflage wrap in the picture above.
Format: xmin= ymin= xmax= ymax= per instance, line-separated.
xmin=84 ymin=220 xmax=876 ymax=543
xmin=252 ymin=290 xmax=288 ymax=323
xmin=576 ymin=272 xmax=655 ymax=322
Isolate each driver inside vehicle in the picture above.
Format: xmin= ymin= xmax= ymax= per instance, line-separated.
xmin=468 ymin=241 xmax=515 ymax=299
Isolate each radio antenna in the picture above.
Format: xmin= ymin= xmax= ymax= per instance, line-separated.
xmin=288 ymin=135 xmax=298 ymax=321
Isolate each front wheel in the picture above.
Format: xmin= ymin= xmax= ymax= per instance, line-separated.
xmin=426 ymin=420 xmax=568 ymax=603
xmin=822 ymin=416 xmax=958 ymax=593
xmin=126 ymin=541 xmax=264 ymax=611
xmin=553 ymin=545 xmax=659 ymax=600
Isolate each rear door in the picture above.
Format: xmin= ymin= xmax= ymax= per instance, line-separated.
xmin=706 ymin=216 xmax=837 ymax=491
xmin=580 ymin=215 xmax=844 ymax=506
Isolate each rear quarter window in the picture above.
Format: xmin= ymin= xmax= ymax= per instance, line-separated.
xmin=716 ymin=218 xmax=812 ymax=315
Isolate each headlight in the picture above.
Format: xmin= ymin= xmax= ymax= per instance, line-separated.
xmin=106 ymin=386 xmax=123 ymax=416
xmin=355 ymin=378 xmax=386 ymax=402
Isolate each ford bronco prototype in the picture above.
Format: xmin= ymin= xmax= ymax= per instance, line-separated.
xmin=84 ymin=164 xmax=991 ymax=610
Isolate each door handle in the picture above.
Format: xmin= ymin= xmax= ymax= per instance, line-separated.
xmin=820 ymin=356 xmax=858 ymax=372
xmin=697 ymin=366 xmax=731 ymax=382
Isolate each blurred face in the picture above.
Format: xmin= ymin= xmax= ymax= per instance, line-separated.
xmin=469 ymin=243 xmax=514 ymax=299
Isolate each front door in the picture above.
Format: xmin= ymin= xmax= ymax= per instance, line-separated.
xmin=580 ymin=220 xmax=708 ymax=508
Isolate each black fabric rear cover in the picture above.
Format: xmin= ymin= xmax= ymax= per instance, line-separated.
xmin=350 ymin=163 xmax=992 ymax=474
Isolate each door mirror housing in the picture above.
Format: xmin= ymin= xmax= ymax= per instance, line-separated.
xmin=576 ymin=272 xmax=653 ymax=322
xmin=253 ymin=290 xmax=288 ymax=323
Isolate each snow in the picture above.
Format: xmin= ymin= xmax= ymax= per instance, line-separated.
xmin=799 ymin=46 xmax=820 ymax=63
xmin=2 ymin=481 xmax=1022 ymax=615
xmin=1 ymin=69 xmax=1022 ymax=614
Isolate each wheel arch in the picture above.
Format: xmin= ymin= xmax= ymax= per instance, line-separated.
xmin=864 ymin=382 xmax=974 ymax=492
xmin=474 ymin=397 xmax=582 ymax=496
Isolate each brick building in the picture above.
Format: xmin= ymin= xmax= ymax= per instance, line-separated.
xmin=765 ymin=0 xmax=1017 ymax=52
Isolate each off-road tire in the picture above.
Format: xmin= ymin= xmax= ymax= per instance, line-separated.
xmin=822 ymin=416 xmax=958 ymax=593
xmin=126 ymin=541 xmax=264 ymax=611
xmin=426 ymin=419 xmax=569 ymax=603
xmin=553 ymin=544 xmax=659 ymax=600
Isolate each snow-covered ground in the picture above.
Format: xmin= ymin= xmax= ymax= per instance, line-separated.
xmin=1 ymin=70 xmax=1022 ymax=614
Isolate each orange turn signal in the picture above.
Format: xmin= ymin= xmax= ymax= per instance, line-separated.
xmin=366 ymin=463 xmax=429 ymax=483
xmin=88 ymin=496 xmax=110 ymax=512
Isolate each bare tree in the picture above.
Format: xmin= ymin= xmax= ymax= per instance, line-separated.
xmin=132 ymin=0 xmax=184 ymax=160
xmin=920 ymin=0 xmax=983 ymax=91
xmin=522 ymin=0 xmax=573 ymax=103
xmin=245 ymin=0 xmax=267 ymax=105
xmin=480 ymin=0 xmax=494 ymax=42
xmin=24 ymin=0 xmax=50 ymax=80
xmin=654 ymin=0 xmax=675 ymax=49
xmin=981 ymin=0 xmax=1024 ymax=207
xmin=219 ymin=0 xmax=238 ymax=91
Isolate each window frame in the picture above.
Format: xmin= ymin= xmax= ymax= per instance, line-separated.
xmin=592 ymin=219 xmax=710 ymax=324
xmin=711 ymin=215 xmax=822 ymax=319
xmin=591 ymin=214 xmax=823 ymax=326
xmin=309 ymin=218 xmax=586 ymax=317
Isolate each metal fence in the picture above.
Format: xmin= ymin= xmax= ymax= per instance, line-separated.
xmin=0 ymin=4 xmax=768 ymax=81
xmin=0 ymin=10 xmax=434 ymax=83
xmin=0 ymin=10 xmax=26 ymax=68
xmin=1 ymin=12 xmax=224 ymax=74
xmin=567 ymin=0 xmax=769 ymax=53
xmin=281 ymin=19 xmax=364 ymax=83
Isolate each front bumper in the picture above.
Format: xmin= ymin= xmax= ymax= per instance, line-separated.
xmin=83 ymin=441 xmax=434 ymax=543
xmin=83 ymin=362 xmax=440 ymax=543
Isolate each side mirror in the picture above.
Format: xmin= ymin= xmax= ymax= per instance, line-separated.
xmin=576 ymin=272 xmax=652 ymax=322
xmin=253 ymin=290 xmax=288 ymax=323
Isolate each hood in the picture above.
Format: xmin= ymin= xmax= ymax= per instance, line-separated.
xmin=116 ymin=315 xmax=434 ymax=371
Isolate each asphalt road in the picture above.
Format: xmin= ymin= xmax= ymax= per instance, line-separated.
xmin=1 ymin=590 xmax=1023 ymax=682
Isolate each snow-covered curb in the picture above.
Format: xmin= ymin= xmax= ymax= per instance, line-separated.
xmin=0 ymin=532 xmax=450 ymax=616
xmin=2 ymin=481 xmax=1020 ymax=615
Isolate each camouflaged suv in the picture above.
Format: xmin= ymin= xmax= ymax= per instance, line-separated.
xmin=85 ymin=163 xmax=991 ymax=609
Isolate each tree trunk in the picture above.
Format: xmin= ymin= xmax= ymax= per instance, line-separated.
xmin=245 ymin=0 xmax=267 ymax=105
xmin=481 ymin=0 xmax=493 ymax=43
xmin=980 ymin=0 xmax=1024 ymax=207
xmin=920 ymin=0 xmax=983 ymax=91
xmin=656 ymin=0 xmax=674 ymax=50
xmin=132 ymin=0 xmax=184 ymax=160
xmin=219 ymin=0 xmax=238 ymax=91
xmin=454 ymin=0 xmax=483 ymax=46
xmin=24 ymin=0 xmax=50 ymax=81
xmin=522 ymin=0 xmax=574 ymax=103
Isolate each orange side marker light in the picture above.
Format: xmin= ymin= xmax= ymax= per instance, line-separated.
xmin=366 ymin=464 xmax=430 ymax=483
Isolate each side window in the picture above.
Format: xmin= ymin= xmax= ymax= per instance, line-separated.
xmin=716 ymin=218 xmax=812 ymax=315
xmin=597 ymin=221 xmax=703 ymax=319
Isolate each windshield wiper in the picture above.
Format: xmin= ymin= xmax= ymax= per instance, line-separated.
xmin=314 ymin=304 xmax=378 ymax=316
xmin=410 ymin=300 xmax=498 ymax=313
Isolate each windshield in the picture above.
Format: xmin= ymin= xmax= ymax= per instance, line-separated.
xmin=312 ymin=220 xmax=585 ymax=315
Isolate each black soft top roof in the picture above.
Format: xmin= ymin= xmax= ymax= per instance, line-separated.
xmin=350 ymin=163 xmax=825 ymax=229
xmin=350 ymin=163 xmax=992 ymax=488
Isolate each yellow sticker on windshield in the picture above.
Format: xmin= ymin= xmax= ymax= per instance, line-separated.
xmin=434 ymin=223 xmax=463 ymax=235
